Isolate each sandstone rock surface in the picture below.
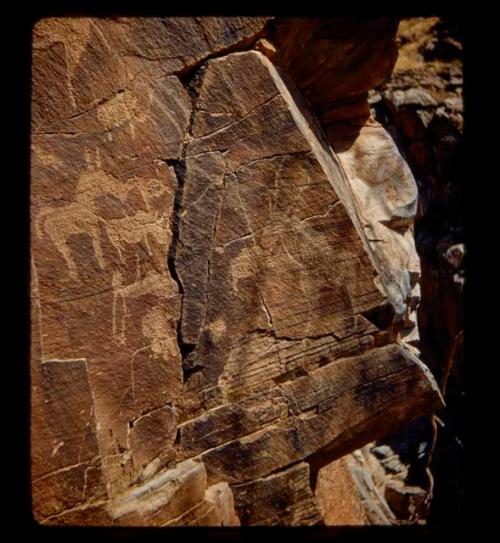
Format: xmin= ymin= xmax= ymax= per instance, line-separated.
xmin=31 ymin=17 xmax=444 ymax=526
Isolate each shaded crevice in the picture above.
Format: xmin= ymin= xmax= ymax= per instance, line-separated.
xmin=166 ymin=159 xmax=195 ymax=370
xmin=308 ymin=462 xmax=320 ymax=494
xmin=366 ymin=18 xmax=464 ymax=525
xmin=361 ymin=303 xmax=395 ymax=331
xmin=165 ymin=159 xmax=197 ymax=376
xmin=165 ymin=69 xmax=203 ymax=383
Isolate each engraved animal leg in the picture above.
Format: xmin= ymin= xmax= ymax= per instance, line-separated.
xmin=112 ymin=272 xmax=127 ymax=344
xmin=119 ymin=290 xmax=127 ymax=344
xmin=112 ymin=274 xmax=120 ymax=339
xmin=90 ymin=222 xmax=107 ymax=270
xmin=143 ymin=229 xmax=153 ymax=256
xmin=46 ymin=220 xmax=79 ymax=280
xmin=104 ymin=221 xmax=125 ymax=265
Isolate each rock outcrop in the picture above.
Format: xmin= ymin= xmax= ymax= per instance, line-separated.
xmin=367 ymin=17 xmax=464 ymax=524
xmin=327 ymin=17 xmax=464 ymax=526
xmin=31 ymin=17 xmax=445 ymax=526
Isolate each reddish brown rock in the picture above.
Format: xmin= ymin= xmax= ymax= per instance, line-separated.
xmin=32 ymin=17 xmax=271 ymax=133
xmin=270 ymin=17 xmax=399 ymax=116
xmin=40 ymin=502 xmax=113 ymax=526
xmin=232 ymin=463 xmax=322 ymax=526
xmin=32 ymin=98 xmax=185 ymax=502
xmin=315 ymin=457 xmax=368 ymax=525
xmin=30 ymin=358 xmax=106 ymax=521
xmin=176 ymin=51 xmax=389 ymax=412
xmin=129 ymin=406 xmax=177 ymax=471
xmin=198 ymin=344 xmax=442 ymax=487
xmin=30 ymin=16 xmax=271 ymax=525
xmin=31 ymin=17 xmax=444 ymax=527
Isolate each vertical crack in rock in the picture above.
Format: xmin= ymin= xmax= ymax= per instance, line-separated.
xmin=167 ymin=157 xmax=196 ymax=370
xmin=166 ymin=72 xmax=201 ymax=383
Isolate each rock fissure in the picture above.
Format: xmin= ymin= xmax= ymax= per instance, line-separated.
xmin=165 ymin=72 xmax=200 ymax=379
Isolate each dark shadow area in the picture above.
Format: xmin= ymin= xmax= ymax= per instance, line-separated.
xmin=370 ymin=16 xmax=464 ymax=525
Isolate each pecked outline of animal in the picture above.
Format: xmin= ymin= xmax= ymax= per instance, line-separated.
xmin=111 ymin=270 xmax=177 ymax=344
xmin=35 ymin=151 xmax=169 ymax=281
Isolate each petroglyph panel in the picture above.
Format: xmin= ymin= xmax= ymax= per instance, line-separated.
xmin=31 ymin=18 xmax=442 ymax=527
xmin=30 ymin=18 xmax=192 ymax=510
xmin=175 ymin=51 xmax=389 ymax=417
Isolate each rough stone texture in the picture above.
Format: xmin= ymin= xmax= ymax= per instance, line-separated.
xmin=176 ymin=50 xmax=390 ymax=413
xmin=356 ymin=17 xmax=464 ymax=525
xmin=32 ymin=17 xmax=271 ymax=134
xmin=325 ymin=119 xmax=421 ymax=351
xmin=270 ymin=18 xmax=399 ymax=118
xmin=31 ymin=17 xmax=446 ymax=526
xmin=31 ymin=358 xmax=106 ymax=521
xmin=318 ymin=17 xmax=463 ymax=526
xmin=205 ymin=482 xmax=241 ymax=527
xmin=266 ymin=16 xmax=421 ymax=354
xmin=31 ymin=16 xmax=271 ymax=525
xmin=371 ymin=17 xmax=464 ymax=383
xmin=232 ymin=463 xmax=322 ymax=526
xmin=315 ymin=457 xmax=368 ymax=525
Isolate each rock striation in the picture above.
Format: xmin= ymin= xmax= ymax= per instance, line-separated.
xmin=31 ymin=17 xmax=444 ymax=526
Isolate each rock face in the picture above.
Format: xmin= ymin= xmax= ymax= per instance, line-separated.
xmin=31 ymin=17 xmax=444 ymax=526
xmin=369 ymin=17 xmax=464 ymax=525
xmin=330 ymin=17 xmax=464 ymax=526
xmin=269 ymin=17 xmax=421 ymax=354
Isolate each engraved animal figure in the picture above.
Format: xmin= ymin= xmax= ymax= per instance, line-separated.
xmin=104 ymin=210 xmax=168 ymax=265
xmin=112 ymin=271 xmax=175 ymax=344
xmin=35 ymin=167 xmax=110 ymax=279
xmin=35 ymin=150 xmax=169 ymax=280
